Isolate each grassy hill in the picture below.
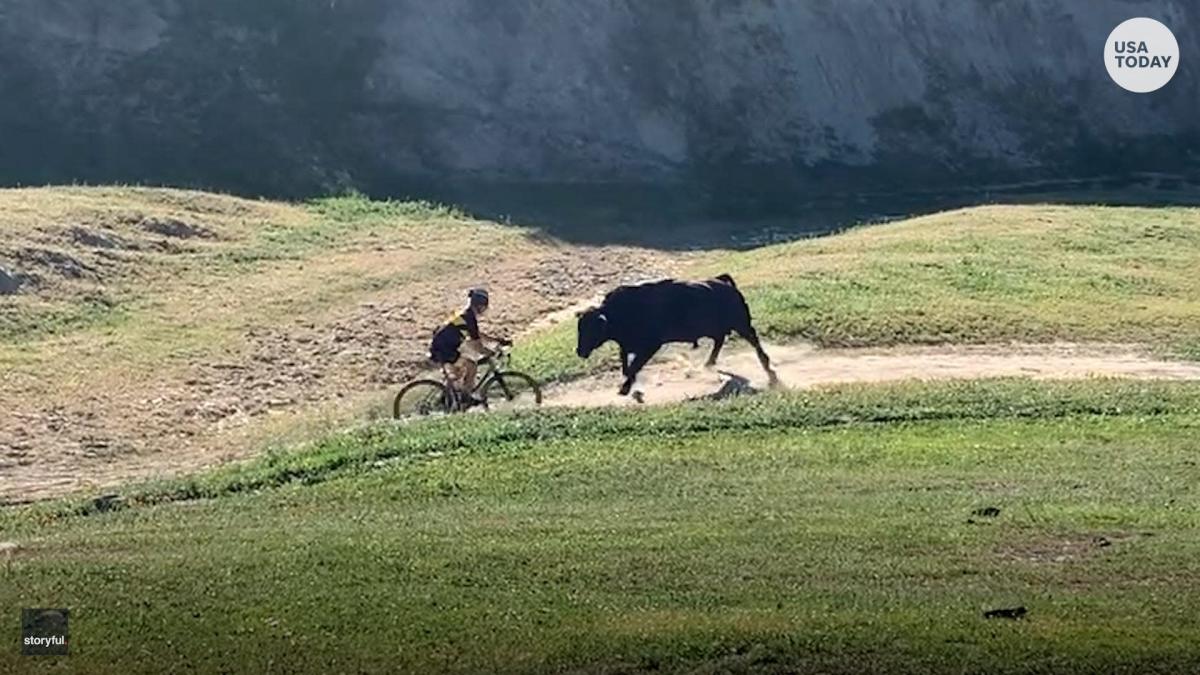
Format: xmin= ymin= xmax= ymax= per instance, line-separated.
xmin=4 ymin=380 xmax=1200 ymax=674
xmin=518 ymin=204 xmax=1200 ymax=383
xmin=4 ymin=189 xmax=1200 ymax=672
xmin=0 ymin=187 xmax=677 ymax=501
xmin=714 ymin=205 xmax=1200 ymax=353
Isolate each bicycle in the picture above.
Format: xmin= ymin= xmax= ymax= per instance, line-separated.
xmin=392 ymin=344 xmax=543 ymax=419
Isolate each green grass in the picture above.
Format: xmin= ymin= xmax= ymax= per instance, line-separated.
xmin=0 ymin=296 xmax=129 ymax=343
xmin=19 ymin=377 xmax=1196 ymax=517
xmin=308 ymin=191 xmax=467 ymax=223
xmin=0 ymin=188 xmax=480 ymax=344
xmin=507 ymin=204 xmax=1200 ymax=385
xmin=6 ymin=194 xmax=1200 ymax=672
xmin=207 ymin=196 xmax=467 ymax=267
xmin=693 ymin=205 xmax=1200 ymax=354
xmin=511 ymin=320 xmax=619 ymax=385
xmin=3 ymin=379 xmax=1200 ymax=674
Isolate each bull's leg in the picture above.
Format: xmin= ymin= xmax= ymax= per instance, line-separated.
xmin=735 ymin=325 xmax=779 ymax=386
xmin=705 ymin=334 xmax=726 ymax=367
xmin=618 ymin=344 xmax=659 ymax=397
xmin=618 ymin=345 xmax=630 ymax=376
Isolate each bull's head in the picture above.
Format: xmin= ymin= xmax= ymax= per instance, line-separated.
xmin=576 ymin=307 xmax=609 ymax=358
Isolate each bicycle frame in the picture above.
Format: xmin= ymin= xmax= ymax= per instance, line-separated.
xmin=439 ymin=346 xmax=511 ymax=409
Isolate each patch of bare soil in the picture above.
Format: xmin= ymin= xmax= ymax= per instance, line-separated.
xmin=545 ymin=342 xmax=1200 ymax=408
xmin=997 ymin=532 xmax=1140 ymax=564
xmin=139 ymin=216 xmax=216 ymax=240
xmin=0 ymin=212 xmax=218 ymax=300
xmin=13 ymin=247 xmax=98 ymax=280
xmin=0 ymin=243 xmax=680 ymax=503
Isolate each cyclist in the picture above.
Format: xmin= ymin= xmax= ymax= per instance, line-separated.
xmin=430 ymin=288 xmax=511 ymax=404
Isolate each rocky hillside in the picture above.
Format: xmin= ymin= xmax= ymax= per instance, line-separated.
xmin=1 ymin=0 xmax=1196 ymax=214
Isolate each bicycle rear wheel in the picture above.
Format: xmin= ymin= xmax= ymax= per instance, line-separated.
xmin=393 ymin=379 xmax=454 ymax=419
xmin=481 ymin=371 xmax=543 ymax=412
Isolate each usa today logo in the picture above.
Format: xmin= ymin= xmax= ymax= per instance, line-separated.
xmin=1105 ymin=18 xmax=1179 ymax=93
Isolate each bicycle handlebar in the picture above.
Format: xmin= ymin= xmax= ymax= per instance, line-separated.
xmin=475 ymin=342 xmax=513 ymax=366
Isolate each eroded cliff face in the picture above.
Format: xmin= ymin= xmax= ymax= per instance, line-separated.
xmin=1 ymin=0 xmax=1196 ymax=214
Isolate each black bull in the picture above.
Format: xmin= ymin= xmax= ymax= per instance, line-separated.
xmin=576 ymin=274 xmax=778 ymax=396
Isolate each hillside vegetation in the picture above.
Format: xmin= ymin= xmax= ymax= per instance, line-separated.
xmin=0 ymin=187 xmax=676 ymax=501
xmin=523 ymin=204 xmax=1200 ymax=383
xmin=4 ymin=380 xmax=1200 ymax=674
xmin=714 ymin=205 xmax=1200 ymax=353
xmin=4 ymin=189 xmax=1200 ymax=504
xmin=5 ymin=188 xmax=1200 ymax=672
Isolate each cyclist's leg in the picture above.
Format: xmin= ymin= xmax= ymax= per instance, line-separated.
xmin=459 ymin=356 xmax=479 ymax=394
xmin=441 ymin=362 xmax=459 ymax=390
xmin=432 ymin=341 xmax=465 ymax=391
xmin=461 ymin=338 xmax=488 ymax=391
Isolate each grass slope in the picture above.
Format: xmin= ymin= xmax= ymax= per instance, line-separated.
xmin=0 ymin=187 xmax=494 ymax=345
xmin=515 ymin=204 xmax=1200 ymax=383
xmin=6 ymin=192 xmax=1200 ymax=672
xmin=3 ymin=380 xmax=1199 ymax=674
xmin=702 ymin=205 xmax=1200 ymax=352
xmin=1 ymin=187 xmax=679 ymax=502
xmin=17 ymin=377 xmax=1199 ymax=516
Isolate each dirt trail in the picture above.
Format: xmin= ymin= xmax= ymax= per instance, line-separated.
xmin=545 ymin=343 xmax=1200 ymax=407
xmin=0 ymin=241 xmax=682 ymax=505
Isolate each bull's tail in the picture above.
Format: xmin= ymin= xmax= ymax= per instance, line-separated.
xmin=715 ymin=273 xmax=737 ymax=288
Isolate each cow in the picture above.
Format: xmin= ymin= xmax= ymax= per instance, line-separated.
xmin=576 ymin=274 xmax=778 ymax=398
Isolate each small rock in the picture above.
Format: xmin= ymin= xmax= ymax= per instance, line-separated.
xmin=140 ymin=217 xmax=214 ymax=239
xmin=971 ymin=506 xmax=1002 ymax=518
xmin=68 ymin=226 xmax=126 ymax=250
xmin=983 ymin=606 xmax=1027 ymax=620
xmin=91 ymin=494 xmax=124 ymax=513
xmin=16 ymin=247 xmax=95 ymax=279
xmin=0 ymin=266 xmax=35 ymax=295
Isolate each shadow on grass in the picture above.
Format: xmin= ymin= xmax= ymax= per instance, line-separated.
xmin=380 ymin=173 xmax=1200 ymax=252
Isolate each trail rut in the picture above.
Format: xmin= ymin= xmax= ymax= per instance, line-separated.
xmin=545 ymin=343 xmax=1200 ymax=407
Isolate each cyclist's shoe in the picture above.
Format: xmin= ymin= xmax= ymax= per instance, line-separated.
xmin=461 ymin=394 xmax=486 ymax=409
xmin=499 ymin=338 xmax=514 ymax=347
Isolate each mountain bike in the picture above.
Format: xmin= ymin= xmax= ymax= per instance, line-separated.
xmin=392 ymin=344 xmax=542 ymax=419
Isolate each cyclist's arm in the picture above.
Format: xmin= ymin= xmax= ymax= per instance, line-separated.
xmin=478 ymin=331 xmax=510 ymax=345
xmin=470 ymin=335 xmax=508 ymax=359
xmin=466 ymin=315 xmax=510 ymax=351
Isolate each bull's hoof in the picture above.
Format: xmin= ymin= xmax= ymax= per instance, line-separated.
xmin=618 ymin=382 xmax=632 ymax=396
xmin=767 ymin=371 xmax=782 ymax=389
xmin=632 ymin=391 xmax=645 ymax=404
xmin=704 ymin=359 xmax=717 ymax=369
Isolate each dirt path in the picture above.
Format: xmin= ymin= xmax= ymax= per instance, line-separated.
xmin=6 ymin=338 xmax=1199 ymax=505
xmin=0 ymin=241 xmax=683 ymax=505
xmin=545 ymin=342 xmax=1200 ymax=407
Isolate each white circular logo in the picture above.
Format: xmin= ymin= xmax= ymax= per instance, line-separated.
xmin=1105 ymin=18 xmax=1179 ymax=93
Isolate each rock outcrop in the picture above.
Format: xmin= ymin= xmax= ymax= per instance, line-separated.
xmin=1 ymin=0 xmax=1195 ymax=215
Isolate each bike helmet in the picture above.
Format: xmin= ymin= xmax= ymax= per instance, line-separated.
xmin=468 ymin=288 xmax=490 ymax=306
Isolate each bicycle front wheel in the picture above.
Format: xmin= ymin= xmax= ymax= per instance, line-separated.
xmin=393 ymin=379 xmax=453 ymax=419
xmin=482 ymin=371 xmax=543 ymax=412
